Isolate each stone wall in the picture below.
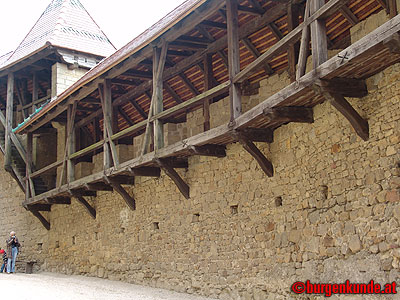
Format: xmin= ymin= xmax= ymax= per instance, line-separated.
xmin=0 ymin=8 xmax=399 ymax=300
xmin=0 ymin=154 xmax=48 ymax=271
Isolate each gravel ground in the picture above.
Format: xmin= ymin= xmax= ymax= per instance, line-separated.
xmin=0 ymin=272 xmax=217 ymax=300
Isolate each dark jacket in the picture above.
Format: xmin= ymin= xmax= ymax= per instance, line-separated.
xmin=6 ymin=237 xmax=20 ymax=259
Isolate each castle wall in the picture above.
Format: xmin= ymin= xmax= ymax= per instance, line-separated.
xmin=0 ymin=10 xmax=399 ymax=300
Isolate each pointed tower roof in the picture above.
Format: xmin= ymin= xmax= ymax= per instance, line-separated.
xmin=1 ymin=0 xmax=116 ymax=69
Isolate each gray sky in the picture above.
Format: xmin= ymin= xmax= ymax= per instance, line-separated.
xmin=0 ymin=0 xmax=185 ymax=55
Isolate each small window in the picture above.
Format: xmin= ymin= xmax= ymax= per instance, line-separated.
xmin=153 ymin=222 xmax=159 ymax=230
xmin=275 ymin=197 xmax=283 ymax=207
xmin=230 ymin=205 xmax=238 ymax=215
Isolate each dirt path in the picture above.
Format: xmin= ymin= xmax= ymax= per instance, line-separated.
xmin=0 ymin=272 xmax=216 ymax=300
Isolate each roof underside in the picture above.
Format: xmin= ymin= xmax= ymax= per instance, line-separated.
xmin=15 ymin=0 xmax=385 ymax=135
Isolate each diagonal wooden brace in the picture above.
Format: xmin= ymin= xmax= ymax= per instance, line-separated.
xmin=70 ymin=191 xmax=96 ymax=219
xmin=232 ymin=131 xmax=273 ymax=177
xmin=29 ymin=209 xmax=50 ymax=230
xmin=155 ymin=158 xmax=190 ymax=199
xmin=104 ymin=176 xmax=136 ymax=210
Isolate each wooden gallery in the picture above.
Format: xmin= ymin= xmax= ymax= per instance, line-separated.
xmin=0 ymin=0 xmax=399 ymax=298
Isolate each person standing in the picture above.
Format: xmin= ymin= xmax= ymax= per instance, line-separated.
xmin=0 ymin=249 xmax=7 ymax=273
xmin=6 ymin=231 xmax=20 ymax=273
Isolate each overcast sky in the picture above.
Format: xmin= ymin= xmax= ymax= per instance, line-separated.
xmin=0 ymin=0 xmax=185 ymax=55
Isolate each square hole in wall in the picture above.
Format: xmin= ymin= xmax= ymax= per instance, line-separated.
xmin=37 ymin=243 xmax=43 ymax=251
xmin=275 ymin=197 xmax=283 ymax=207
xmin=192 ymin=213 xmax=200 ymax=223
xmin=55 ymin=241 xmax=60 ymax=248
xmin=230 ymin=205 xmax=238 ymax=215
xmin=72 ymin=236 xmax=76 ymax=245
xmin=94 ymin=232 xmax=99 ymax=241
xmin=153 ymin=222 xmax=159 ymax=230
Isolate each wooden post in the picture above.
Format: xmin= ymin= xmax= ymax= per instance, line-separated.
xmin=99 ymin=80 xmax=119 ymax=169
xmin=153 ymin=47 xmax=164 ymax=150
xmin=26 ymin=132 xmax=35 ymax=200
xmin=4 ymin=72 xmax=14 ymax=171
xmin=203 ymin=53 xmax=213 ymax=131
xmin=287 ymin=3 xmax=300 ymax=82
xmin=142 ymin=43 xmax=168 ymax=154
xmin=32 ymin=72 xmax=38 ymax=112
xmin=67 ymin=105 xmax=76 ymax=183
xmin=310 ymin=0 xmax=328 ymax=68
xmin=226 ymin=0 xmax=242 ymax=121
xmin=296 ymin=0 xmax=311 ymax=80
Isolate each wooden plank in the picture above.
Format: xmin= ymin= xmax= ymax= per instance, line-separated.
xmin=268 ymin=22 xmax=283 ymax=40
xmin=4 ymin=72 xmax=14 ymax=171
xmin=47 ymin=196 xmax=71 ymax=205
xmin=310 ymin=0 xmax=328 ymax=68
xmin=226 ymin=0 xmax=242 ymax=120
xmin=234 ymin=0 xmax=347 ymax=83
xmin=165 ymin=83 xmax=183 ymax=104
xmin=384 ymin=32 xmax=400 ymax=53
xmin=85 ymin=182 xmax=113 ymax=191
xmin=105 ymin=176 xmax=136 ymax=210
xmin=389 ymin=0 xmax=398 ymax=19
xmin=155 ymin=158 xmax=190 ymax=199
xmin=180 ymin=73 xmax=200 ymax=96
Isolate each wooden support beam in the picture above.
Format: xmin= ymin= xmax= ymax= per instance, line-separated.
xmin=227 ymin=0 xmax=242 ymax=120
xmin=47 ymin=196 xmax=71 ymax=205
xmin=376 ymin=0 xmax=388 ymax=12
xmin=314 ymin=78 xmax=368 ymax=98
xmin=237 ymin=128 xmax=274 ymax=143
xmin=268 ymin=22 xmax=283 ymax=40
xmin=287 ymin=3 xmax=300 ymax=82
xmin=263 ymin=106 xmax=314 ymax=124
xmin=237 ymin=5 xmax=264 ymax=15
xmin=203 ymin=53 xmax=213 ymax=131
xmin=201 ymin=20 xmax=227 ymax=29
xmin=28 ymin=204 xmax=51 ymax=211
xmin=67 ymin=104 xmax=77 ymax=183
xmin=234 ymin=132 xmax=274 ymax=177
xmin=241 ymin=37 xmax=273 ymax=75
xmin=104 ymin=176 xmax=136 ymax=210
xmin=85 ymin=182 xmax=113 ymax=191
xmin=297 ymin=0 xmax=311 ymax=80
xmin=248 ymin=0 xmax=265 ymax=14
xmin=180 ymin=73 xmax=200 ymax=96
xmin=123 ymin=70 xmax=153 ymax=79
xmin=30 ymin=209 xmax=50 ymax=230
xmin=388 ymin=0 xmax=398 ymax=19
xmin=108 ymin=175 xmax=135 ymax=185
xmin=310 ymin=0 xmax=328 ymax=68
xmin=4 ymin=72 xmax=14 ymax=171
xmin=165 ymin=83 xmax=183 ymax=104
xmin=384 ymin=32 xmax=400 ymax=53
xmin=99 ymin=80 xmax=119 ymax=168
xmin=118 ymin=106 xmax=134 ymax=126
xmin=155 ymin=158 xmax=190 ymax=199
xmin=234 ymin=0 xmax=346 ymax=83
xmin=340 ymin=5 xmax=359 ymax=25
xmin=70 ymin=191 xmax=96 ymax=219
xmin=128 ymin=167 xmax=161 ymax=177
xmin=188 ymin=144 xmax=226 ymax=157
xmin=319 ymin=92 xmax=369 ymax=141
xmin=26 ymin=132 xmax=36 ymax=199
